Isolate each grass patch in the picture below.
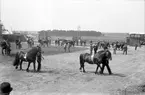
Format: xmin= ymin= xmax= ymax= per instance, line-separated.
xmin=10 ymin=45 xmax=87 ymax=56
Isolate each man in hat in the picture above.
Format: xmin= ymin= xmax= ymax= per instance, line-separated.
xmin=0 ymin=82 xmax=13 ymax=95
xmin=113 ymin=43 xmax=117 ymax=54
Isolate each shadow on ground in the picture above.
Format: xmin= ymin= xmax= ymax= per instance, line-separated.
xmin=79 ymin=71 xmax=126 ymax=77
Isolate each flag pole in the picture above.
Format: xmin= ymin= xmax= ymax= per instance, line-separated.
xmin=144 ymin=0 xmax=145 ymax=34
xmin=0 ymin=0 xmax=2 ymax=37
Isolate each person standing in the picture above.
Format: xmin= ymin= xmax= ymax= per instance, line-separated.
xmin=36 ymin=51 xmax=44 ymax=71
xmin=113 ymin=43 xmax=117 ymax=54
xmin=17 ymin=38 xmax=21 ymax=49
xmin=90 ymin=41 xmax=93 ymax=55
xmin=123 ymin=43 xmax=128 ymax=55
xmin=100 ymin=59 xmax=112 ymax=75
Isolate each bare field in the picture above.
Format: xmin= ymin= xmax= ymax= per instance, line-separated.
xmin=0 ymin=43 xmax=145 ymax=95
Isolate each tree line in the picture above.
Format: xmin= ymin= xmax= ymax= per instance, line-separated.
xmin=38 ymin=30 xmax=102 ymax=37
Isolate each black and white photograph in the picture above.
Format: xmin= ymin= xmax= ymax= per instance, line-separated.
xmin=0 ymin=0 xmax=145 ymax=95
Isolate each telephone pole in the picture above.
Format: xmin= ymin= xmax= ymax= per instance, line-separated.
xmin=144 ymin=0 xmax=145 ymax=34
xmin=0 ymin=0 xmax=2 ymax=36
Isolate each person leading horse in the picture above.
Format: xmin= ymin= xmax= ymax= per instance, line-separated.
xmin=79 ymin=48 xmax=112 ymax=74
xmin=13 ymin=45 xmax=43 ymax=72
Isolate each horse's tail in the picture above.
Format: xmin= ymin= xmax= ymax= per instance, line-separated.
xmin=13 ymin=52 xmax=20 ymax=66
xmin=79 ymin=54 xmax=84 ymax=70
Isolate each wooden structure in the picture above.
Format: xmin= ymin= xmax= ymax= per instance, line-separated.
xmin=126 ymin=34 xmax=145 ymax=46
xmin=2 ymin=34 xmax=27 ymax=42
xmin=38 ymin=31 xmax=51 ymax=40
xmin=0 ymin=21 xmax=27 ymax=42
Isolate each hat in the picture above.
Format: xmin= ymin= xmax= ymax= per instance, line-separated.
xmin=0 ymin=82 xmax=13 ymax=93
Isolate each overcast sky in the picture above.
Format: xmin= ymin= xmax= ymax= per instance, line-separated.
xmin=1 ymin=0 xmax=145 ymax=33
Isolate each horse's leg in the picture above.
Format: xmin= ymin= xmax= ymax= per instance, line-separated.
xmin=15 ymin=65 xmax=18 ymax=69
xmin=79 ymin=57 xmax=85 ymax=72
xmin=82 ymin=63 xmax=86 ymax=73
xmin=80 ymin=61 xmax=85 ymax=73
xmin=79 ymin=61 xmax=82 ymax=71
xmin=95 ymin=64 xmax=103 ymax=74
xmin=5 ymin=49 xmax=7 ymax=55
xmin=33 ymin=61 xmax=36 ymax=71
xmin=95 ymin=65 xmax=99 ymax=74
xmin=94 ymin=59 xmax=102 ymax=74
xmin=64 ymin=47 xmax=66 ymax=52
xmin=47 ymin=43 xmax=48 ymax=47
xmin=20 ymin=60 xmax=23 ymax=70
xmin=68 ymin=46 xmax=70 ymax=52
xmin=15 ymin=60 xmax=19 ymax=69
xmin=126 ymin=50 xmax=127 ymax=55
xmin=2 ymin=48 xmax=4 ymax=55
xmin=26 ymin=62 xmax=31 ymax=72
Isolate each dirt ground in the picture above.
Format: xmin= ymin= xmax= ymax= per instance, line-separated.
xmin=0 ymin=44 xmax=145 ymax=95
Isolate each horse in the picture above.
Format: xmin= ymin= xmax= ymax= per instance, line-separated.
xmin=79 ymin=49 xmax=112 ymax=74
xmin=64 ymin=41 xmax=73 ymax=52
xmin=38 ymin=39 xmax=44 ymax=46
xmin=38 ymin=39 xmax=49 ymax=47
xmin=68 ymin=40 xmax=75 ymax=47
xmin=0 ymin=40 xmax=11 ymax=55
xmin=13 ymin=46 xmax=42 ymax=72
xmin=95 ymin=50 xmax=112 ymax=74
xmin=43 ymin=39 xmax=49 ymax=47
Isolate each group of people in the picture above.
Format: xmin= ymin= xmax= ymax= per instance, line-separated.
xmin=88 ymin=40 xmax=142 ymax=75
xmin=112 ymin=42 xmax=128 ymax=55
xmin=38 ymin=38 xmax=51 ymax=47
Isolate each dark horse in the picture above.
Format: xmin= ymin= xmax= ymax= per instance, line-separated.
xmin=64 ymin=41 xmax=74 ymax=52
xmin=79 ymin=50 xmax=112 ymax=74
xmin=27 ymin=38 xmax=34 ymax=48
xmin=0 ymin=40 xmax=11 ymax=55
xmin=38 ymin=39 xmax=49 ymax=47
xmin=13 ymin=46 xmax=42 ymax=72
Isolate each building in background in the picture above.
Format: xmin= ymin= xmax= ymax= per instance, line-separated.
xmin=126 ymin=34 xmax=145 ymax=46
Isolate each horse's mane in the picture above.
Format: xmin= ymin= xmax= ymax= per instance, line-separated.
xmin=97 ymin=50 xmax=105 ymax=54
xmin=95 ymin=49 xmax=111 ymax=58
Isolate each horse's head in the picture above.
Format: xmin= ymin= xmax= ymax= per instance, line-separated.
xmin=36 ymin=45 xmax=42 ymax=53
xmin=105 ymin=50 xmax=112 ymax=61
